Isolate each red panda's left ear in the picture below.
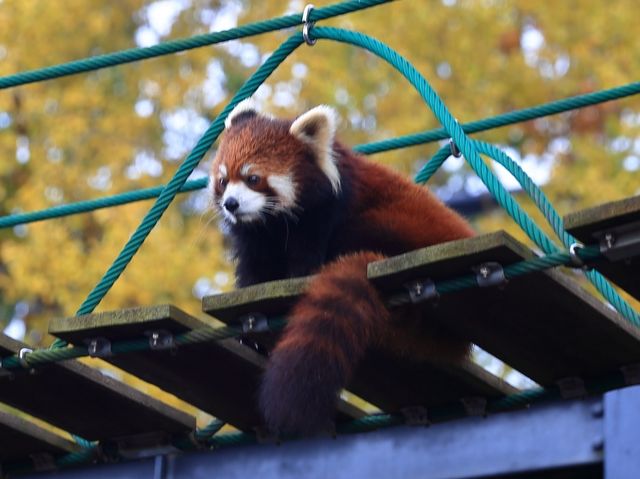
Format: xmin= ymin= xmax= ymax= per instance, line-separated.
xmin=290 ymin=105 xmax=341 ymax=194
xmin=225 ymin=98 xmax=259 ymax=129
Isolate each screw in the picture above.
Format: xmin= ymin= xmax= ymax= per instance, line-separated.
xmin=604 ymin=232 xmax=616 ymax=249
xmin=247 ymin=315 xmax=256 ymax=330
xmin=88 ymin=340 xmax=98 ymax=356
xmin=479 ymin=266 xmax=490 ymax=278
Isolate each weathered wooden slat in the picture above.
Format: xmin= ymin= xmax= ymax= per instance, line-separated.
xmin=0 ymin=409 xmax=80 ymax=463
xmin=564 ymin=195 xmax=640 ymax=300
xmin=203 ymin=275 xmax=517 ymax=415
xmin=368 ymin=231 xmax=640 ymax=386
xmin=0 ymin=333 xmax=194 ymax=442
xmin=49 ymin=305 xmax=365 ymax=432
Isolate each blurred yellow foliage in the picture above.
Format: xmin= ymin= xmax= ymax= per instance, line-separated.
xmin=0 ymin=0 xmax=637 ymax=380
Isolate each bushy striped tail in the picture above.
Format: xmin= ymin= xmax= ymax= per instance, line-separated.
xmin=259 ymin=251 xmax=388 ymax=435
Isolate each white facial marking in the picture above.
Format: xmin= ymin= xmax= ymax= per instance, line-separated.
xmin=219 ymin=164 xmax=228 ymax=178
xmin=267 ymin=174 xmax=297 ymax=208
xmin=240 ymin=164 xmax=253 ymax=176
xmin=221 ymin=181 xmax=266 ymax=223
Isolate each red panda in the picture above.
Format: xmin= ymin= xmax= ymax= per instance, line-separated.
xmin=211 ymin=99 xmax=475 ymax=435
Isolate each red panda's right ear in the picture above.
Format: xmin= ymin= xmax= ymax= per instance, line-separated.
xmin=224 ymin=98 xmax=258 ymax=129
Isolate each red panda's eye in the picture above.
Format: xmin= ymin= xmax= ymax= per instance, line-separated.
xmin=218 ymin=177 xmax=227 ymax=188
xmin=246 ymin=175 xmax=260 ymax=186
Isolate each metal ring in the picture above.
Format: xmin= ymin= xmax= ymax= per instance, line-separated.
xmin=449 ymin=138 xmax=462 ymax=158
xmin=18 ymin=347 xmax=33 ymax=368
xmin=569 ymin=242 xmax=586 ymax=268
xmin=302 ymin=4 xmax=316 ymax=46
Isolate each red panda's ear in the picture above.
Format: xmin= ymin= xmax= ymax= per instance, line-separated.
xmin=224 ymin=98 xmax=259 ymax=129
xmin=290 ymin=105 xmax=341 ymax=194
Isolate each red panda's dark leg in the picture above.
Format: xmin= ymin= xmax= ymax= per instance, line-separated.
xmin=259 ymin=251 xmax=388 ymax=435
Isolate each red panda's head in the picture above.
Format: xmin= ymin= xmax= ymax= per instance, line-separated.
xmin=211 ymin=99 xmax=340 ymax=225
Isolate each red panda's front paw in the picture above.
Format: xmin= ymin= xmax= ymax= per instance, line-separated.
xmin=259 ymin=343 xmax=344 ymax=436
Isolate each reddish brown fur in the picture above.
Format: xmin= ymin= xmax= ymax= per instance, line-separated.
xmin=260 ymin=252 xmax=389 ymax=434
xmin=213 ymin=107 xmax=475 ymax=435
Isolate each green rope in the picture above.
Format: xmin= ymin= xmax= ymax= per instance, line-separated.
xmin=3 ymin=78 xmax=640 ymax=229
xmin=474 ymin=140 xmax=640 ymax=325
xmin=3 ymin=366 xmax=628 ymax=474
xmin=414 ymin=140 xmax=640 ymax=326
xmin=1 ymin=4 xmax=636 ymax=474
xmin=72 ymin=34 xmax=307 ymax=318
xmin=193 ymin=419 xmax=225 ymax=442
xmin=0 ymin=178 xmax=208 ymax=229
xmin=0 ymin=0 xmax=392 ymax=90
xmin=0 ymin=247 xmax=598 ymax=372
xmin=358 ymin=81 xmax=640 ymax=155
xmin=205 ymin=369 xmax=631 ymax=448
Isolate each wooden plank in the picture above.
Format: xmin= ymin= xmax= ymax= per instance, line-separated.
xmin=202 ymin=278 xmax=308 ymax=325
xmin=0 ymin=333 xmax=194 ymax=442
xmin=203 ymin=276 xmax=517 ymax=415
xmin=368 ymin=231 xmax=640 ymax=386
xmin=564 ymin=195 xmax=640 ymax=299
xmin=49 ymin=305 xmax=365 ymax=432
xmin=0 ymin=409 xmax=80 ymax=463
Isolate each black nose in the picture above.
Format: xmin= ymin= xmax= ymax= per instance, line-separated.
xmin=223 ymin=197 xmax=239 ymax=213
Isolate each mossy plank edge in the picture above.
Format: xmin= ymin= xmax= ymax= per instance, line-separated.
xmin=0 ymin=409 xmax=81 ymax=460
xmin=0 ymin=334 xmax=195 ymax=439
xmin=368 ymin=231 xmax=533 ymax=289
xmin=202 ymin=277 xmax=309 ymax=319
xmin=564 ymin=195 xmax=640 ymax=239
xmin=49 ymin=304 xmax=204 ymax=340
xmin=204 ymin=233 xmax=529 ymax=321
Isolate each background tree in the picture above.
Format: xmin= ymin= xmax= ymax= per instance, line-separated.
xmin=0 ymin=0 xmax=638 ymax=351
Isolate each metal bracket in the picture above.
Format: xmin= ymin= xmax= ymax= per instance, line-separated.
xmin=473 ymin=262 xmax=507 ymax=287
xmin=29 ymin=452 xmax=56 ymax=472
xmin=461 ymin=397 xmax=487 ymax=417
xmin=401 ymin=406 xmax=430 ymax=426
xmin=146 ymin=329 xmax=175 ymax=350
xmin=556 ymin=376 xmax=587 ymax=399
xmin=404 ymin=279 xmax=439 ymax=304
xmin=240 ymin=313 xmax=269 ymax=334
xmin=621 ymin=364 xmax=640 ymax=386
xmin=598 ymin=220 xmax=640 ymax=261
xmin=302 ymin=4 xmax=316 ymax=46
xmin=86 ymin=337 xmax=112 ymax=358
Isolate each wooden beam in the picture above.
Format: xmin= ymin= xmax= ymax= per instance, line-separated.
xmin=50 ymin=305 xmax=365 ymax=432
xmin=0 ymin=333 xmax=194 ymax=442
xmin=565 ymin=195 xmax=640 ymax=300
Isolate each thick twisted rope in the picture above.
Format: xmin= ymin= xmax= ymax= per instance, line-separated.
xmin=311 ymin=26 xmax=636 ymax=325
xmin=358 ymin=81 xmax=640 ymax=154
xmin=415 ymin=140 xmax=640 ymax=325
xmin=0 ymin=13 xmax=638 ymax=472
xmin=0 ymin=0 xmax=392 ymax=90
xmin=2 ymin=80 xmax=639 ymax=228
xmin=73 ymin=34 xmax=306 ymax=318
